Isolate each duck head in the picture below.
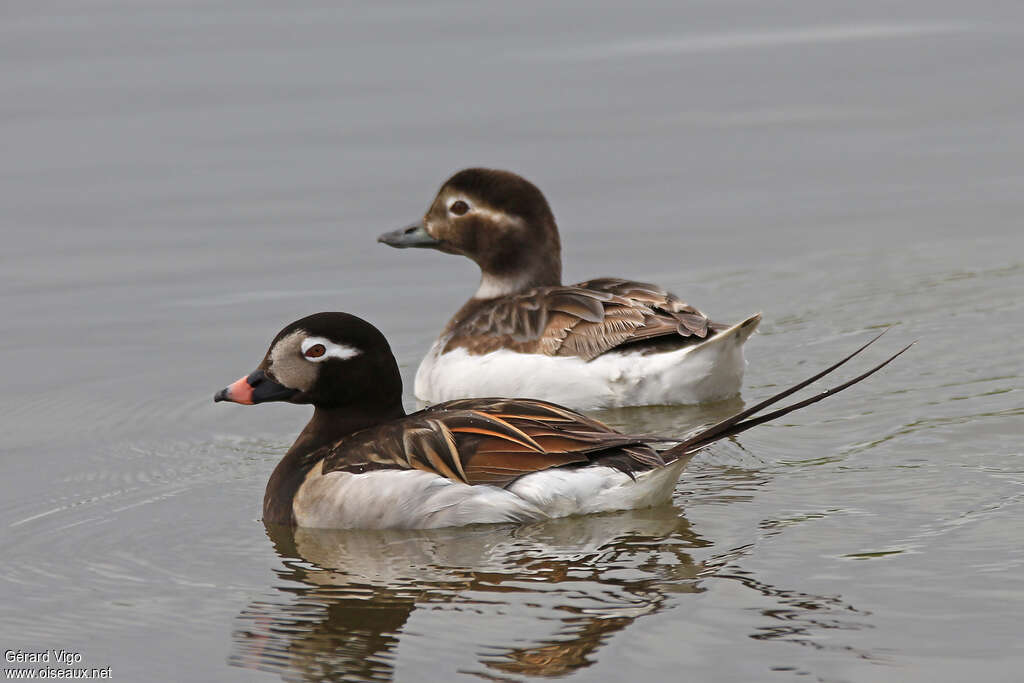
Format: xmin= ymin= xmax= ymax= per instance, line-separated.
xmin=214 ymin=312 xmax=403 ymax=413
xmin=378 ymin=168 xmax=563 ymax=297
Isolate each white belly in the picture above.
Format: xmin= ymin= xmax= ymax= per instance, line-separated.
xmin=292 ymin=457 xmax=692 ymax=530
xmin=414 ymin=313 xmax=760 ymax=411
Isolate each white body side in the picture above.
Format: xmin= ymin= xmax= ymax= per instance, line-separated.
xmin=292 ymin=457 xmax=691 ymax=530
xmin=414 ymin=313 xmax=761 ymax=411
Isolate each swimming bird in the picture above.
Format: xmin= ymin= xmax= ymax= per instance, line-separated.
xmin=378 ymin=168 xmax=763 ymax=410
xmin=214 ymin=312 xmax=909 ymax=530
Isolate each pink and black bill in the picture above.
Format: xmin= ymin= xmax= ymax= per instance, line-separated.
xmin=214 ymin=370 xmax=298 ymax=405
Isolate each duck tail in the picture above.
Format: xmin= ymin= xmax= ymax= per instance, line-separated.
xmin=662 ymin=330 xmax=913 ymax=460
xmin=692 ymin=312 xmax=761 ymax=350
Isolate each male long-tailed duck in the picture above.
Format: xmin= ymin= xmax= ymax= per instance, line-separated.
xmin=215 ymin=312 xmax=908 ymax=530
xmin=379 ymin=168 xmax=763 ymax=410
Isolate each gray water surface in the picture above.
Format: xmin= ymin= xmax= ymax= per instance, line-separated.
xmin=2 ymin=2 xmax=1022 ymax=681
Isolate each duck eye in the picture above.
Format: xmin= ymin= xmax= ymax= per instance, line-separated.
xmin=304 ymin=344 xmax=326 ymax=359
xmin=449 ymin=200 xmax=469 ymax=216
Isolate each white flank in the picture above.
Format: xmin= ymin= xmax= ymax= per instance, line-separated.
xmin=414 ymin=312 xmax=761 ymax=411
xmin=293 ymin=457 xmax=694 ymax=530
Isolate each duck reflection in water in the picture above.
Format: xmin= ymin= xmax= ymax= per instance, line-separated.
xmin=230 ymin=507 xmax=707 ymax=681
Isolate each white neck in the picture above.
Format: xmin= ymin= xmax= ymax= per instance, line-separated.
xmin=474 ymin=272 xmax=533 ymax=299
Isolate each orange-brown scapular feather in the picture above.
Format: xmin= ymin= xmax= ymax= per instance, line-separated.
xmin=446 ymin=412 xmax=544 ymax=452
xmin=471 ymin=411 xmax=546 ymax=448
xmin=409 ymin=460 xmax=438 ymax=474
xmin=530 ymin=435 xmax=609 ymax=452
xmin=464 ymin=452 xmax=587 ymax=485
xmin=448 ymin=426 xmax=543 ymax=450
xmin=401 ymin=423 xmax=467 ymax=483
xmin=434 ymin=422 xmax=468 ymax=482
xmin=466 ymin=452 xmax=584 ymax=471
xmin=473 ymin=439 xmax=544 ymax=455
xmin=444 ymin=398 xmax=594 ymax=425
xmin=488 ymin=412 xmax=577 ymax=423
xmin=422 ymin=443 xmax=462 ymax=483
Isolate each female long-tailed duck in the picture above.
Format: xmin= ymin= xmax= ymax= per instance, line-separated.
xmin=215 ymin=312 xmax=908 ymax=530
xmin=379 ymin=168 xmax=763 ymax=410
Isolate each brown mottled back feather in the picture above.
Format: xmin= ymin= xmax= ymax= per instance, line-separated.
xmin=443 ymin=278 xmax=725 ymax=361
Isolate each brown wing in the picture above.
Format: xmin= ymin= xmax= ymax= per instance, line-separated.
xmin=579 ymin=277 xmax=723 ymax=337
xmin=444 ymin=279 xmax=725 ymax=361
xmin=319 ymin=398 xmax=668 ymax=487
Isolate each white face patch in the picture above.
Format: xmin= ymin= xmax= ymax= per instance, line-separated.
xmin=444 ymin=193 xmax=523 ymax=227
xmin=301 ymin=336 xmax=362 ymax=363
xmin=447 ymin=195 xmax=473 ymax=215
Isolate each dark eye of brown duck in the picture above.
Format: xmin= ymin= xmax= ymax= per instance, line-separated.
xmin=304 ymin=344 xmax=326 ymax=359
xmin=449 ymin=200 xmax=469 ymax=216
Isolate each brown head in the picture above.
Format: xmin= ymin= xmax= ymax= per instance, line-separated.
xmin=379 ymin=168 xmax=563 ymax=297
